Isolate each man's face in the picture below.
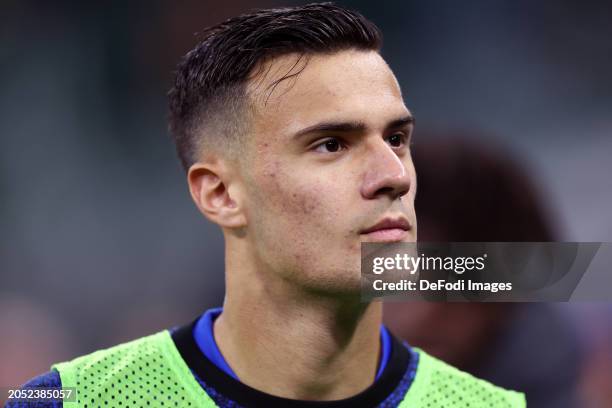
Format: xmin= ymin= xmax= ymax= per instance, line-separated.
xmin=239 ymin=49 xmax=417 ymax=294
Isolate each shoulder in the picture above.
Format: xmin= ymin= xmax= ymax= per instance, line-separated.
xmin=47 ymin=329 xmax=214 ymax=407
xmin=4 ymin=370 xmax=63 ymax=408
xmin=4 ymin=333 xmax=170 ymax=408
xmin=400 ymin=347 xmax=526 ymax=408
xmin=52 ymin=330 xmax=174 ymax=387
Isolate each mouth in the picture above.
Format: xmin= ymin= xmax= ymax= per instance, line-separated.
xmin=360 ymin=217 xmax=412 ymax=242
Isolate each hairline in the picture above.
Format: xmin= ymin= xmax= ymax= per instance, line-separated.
xmin=192 ymin=47 xmax=383 ymax=167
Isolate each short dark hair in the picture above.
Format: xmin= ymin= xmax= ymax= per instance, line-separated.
xmin=167 ymin=2 xmax=382 ymax=171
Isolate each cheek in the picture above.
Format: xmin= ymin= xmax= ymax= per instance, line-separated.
xmin=257 ymin=165 xmax=344 ymax=232
xmin=277 ymin=184 xmax=334 ymax=225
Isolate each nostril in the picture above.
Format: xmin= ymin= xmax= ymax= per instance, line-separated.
xmin=397 ymin=186 xmax=410 ymax=198
xmin=375 ymin=186 xmax=394 ymax=196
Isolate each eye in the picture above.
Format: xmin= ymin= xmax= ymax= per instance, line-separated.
xmin=313 ymin=137 xmax=345 ymax=153
xmin=386 ymin=132 xmax=407 ymax=148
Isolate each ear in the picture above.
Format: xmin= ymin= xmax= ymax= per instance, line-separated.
xmin=187 ymin=160 xmax=247 ymax=229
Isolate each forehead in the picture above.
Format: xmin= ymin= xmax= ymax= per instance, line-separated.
xmin=247 ymin=50 xmax=408 ymax=141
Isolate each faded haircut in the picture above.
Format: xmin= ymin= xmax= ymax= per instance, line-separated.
xmin=167 ymin=2 xmax=382 ymax=171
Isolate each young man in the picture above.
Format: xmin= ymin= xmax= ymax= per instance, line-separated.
xmin=9 ymin=3 xmax=525 ymax=407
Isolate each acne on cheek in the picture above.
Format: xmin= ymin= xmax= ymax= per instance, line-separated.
xmin=290 ymin=191 xmax=319 ymax=215
xmin=258 ymin=161 xmax=341 ymax=226
xmin=271 ymin=185 xmax=331 ymax=226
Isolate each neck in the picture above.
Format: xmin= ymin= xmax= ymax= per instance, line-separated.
xmin=214 ymin=239 xmax=382 ymax=400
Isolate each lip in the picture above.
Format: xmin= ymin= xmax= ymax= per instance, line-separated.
xmin=360 ymin=217 xmax=411 ymax=242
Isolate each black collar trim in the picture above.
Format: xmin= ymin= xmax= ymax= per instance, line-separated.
xmin=171 ymin=319 xmax=412 ymax=408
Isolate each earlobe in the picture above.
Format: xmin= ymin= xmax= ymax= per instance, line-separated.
xmin=187 ymin=162 xmax=247 ymax=228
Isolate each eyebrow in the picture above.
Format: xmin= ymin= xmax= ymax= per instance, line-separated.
xmin=292 ymin=115 xmax=415 ymax=140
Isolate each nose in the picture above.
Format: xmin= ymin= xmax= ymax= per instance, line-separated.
xmin=360 ymin=141 xmax=412 ymax=200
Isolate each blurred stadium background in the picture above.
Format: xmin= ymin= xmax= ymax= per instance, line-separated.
xmin=1 ymin=1 xmax=611 ymax=406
